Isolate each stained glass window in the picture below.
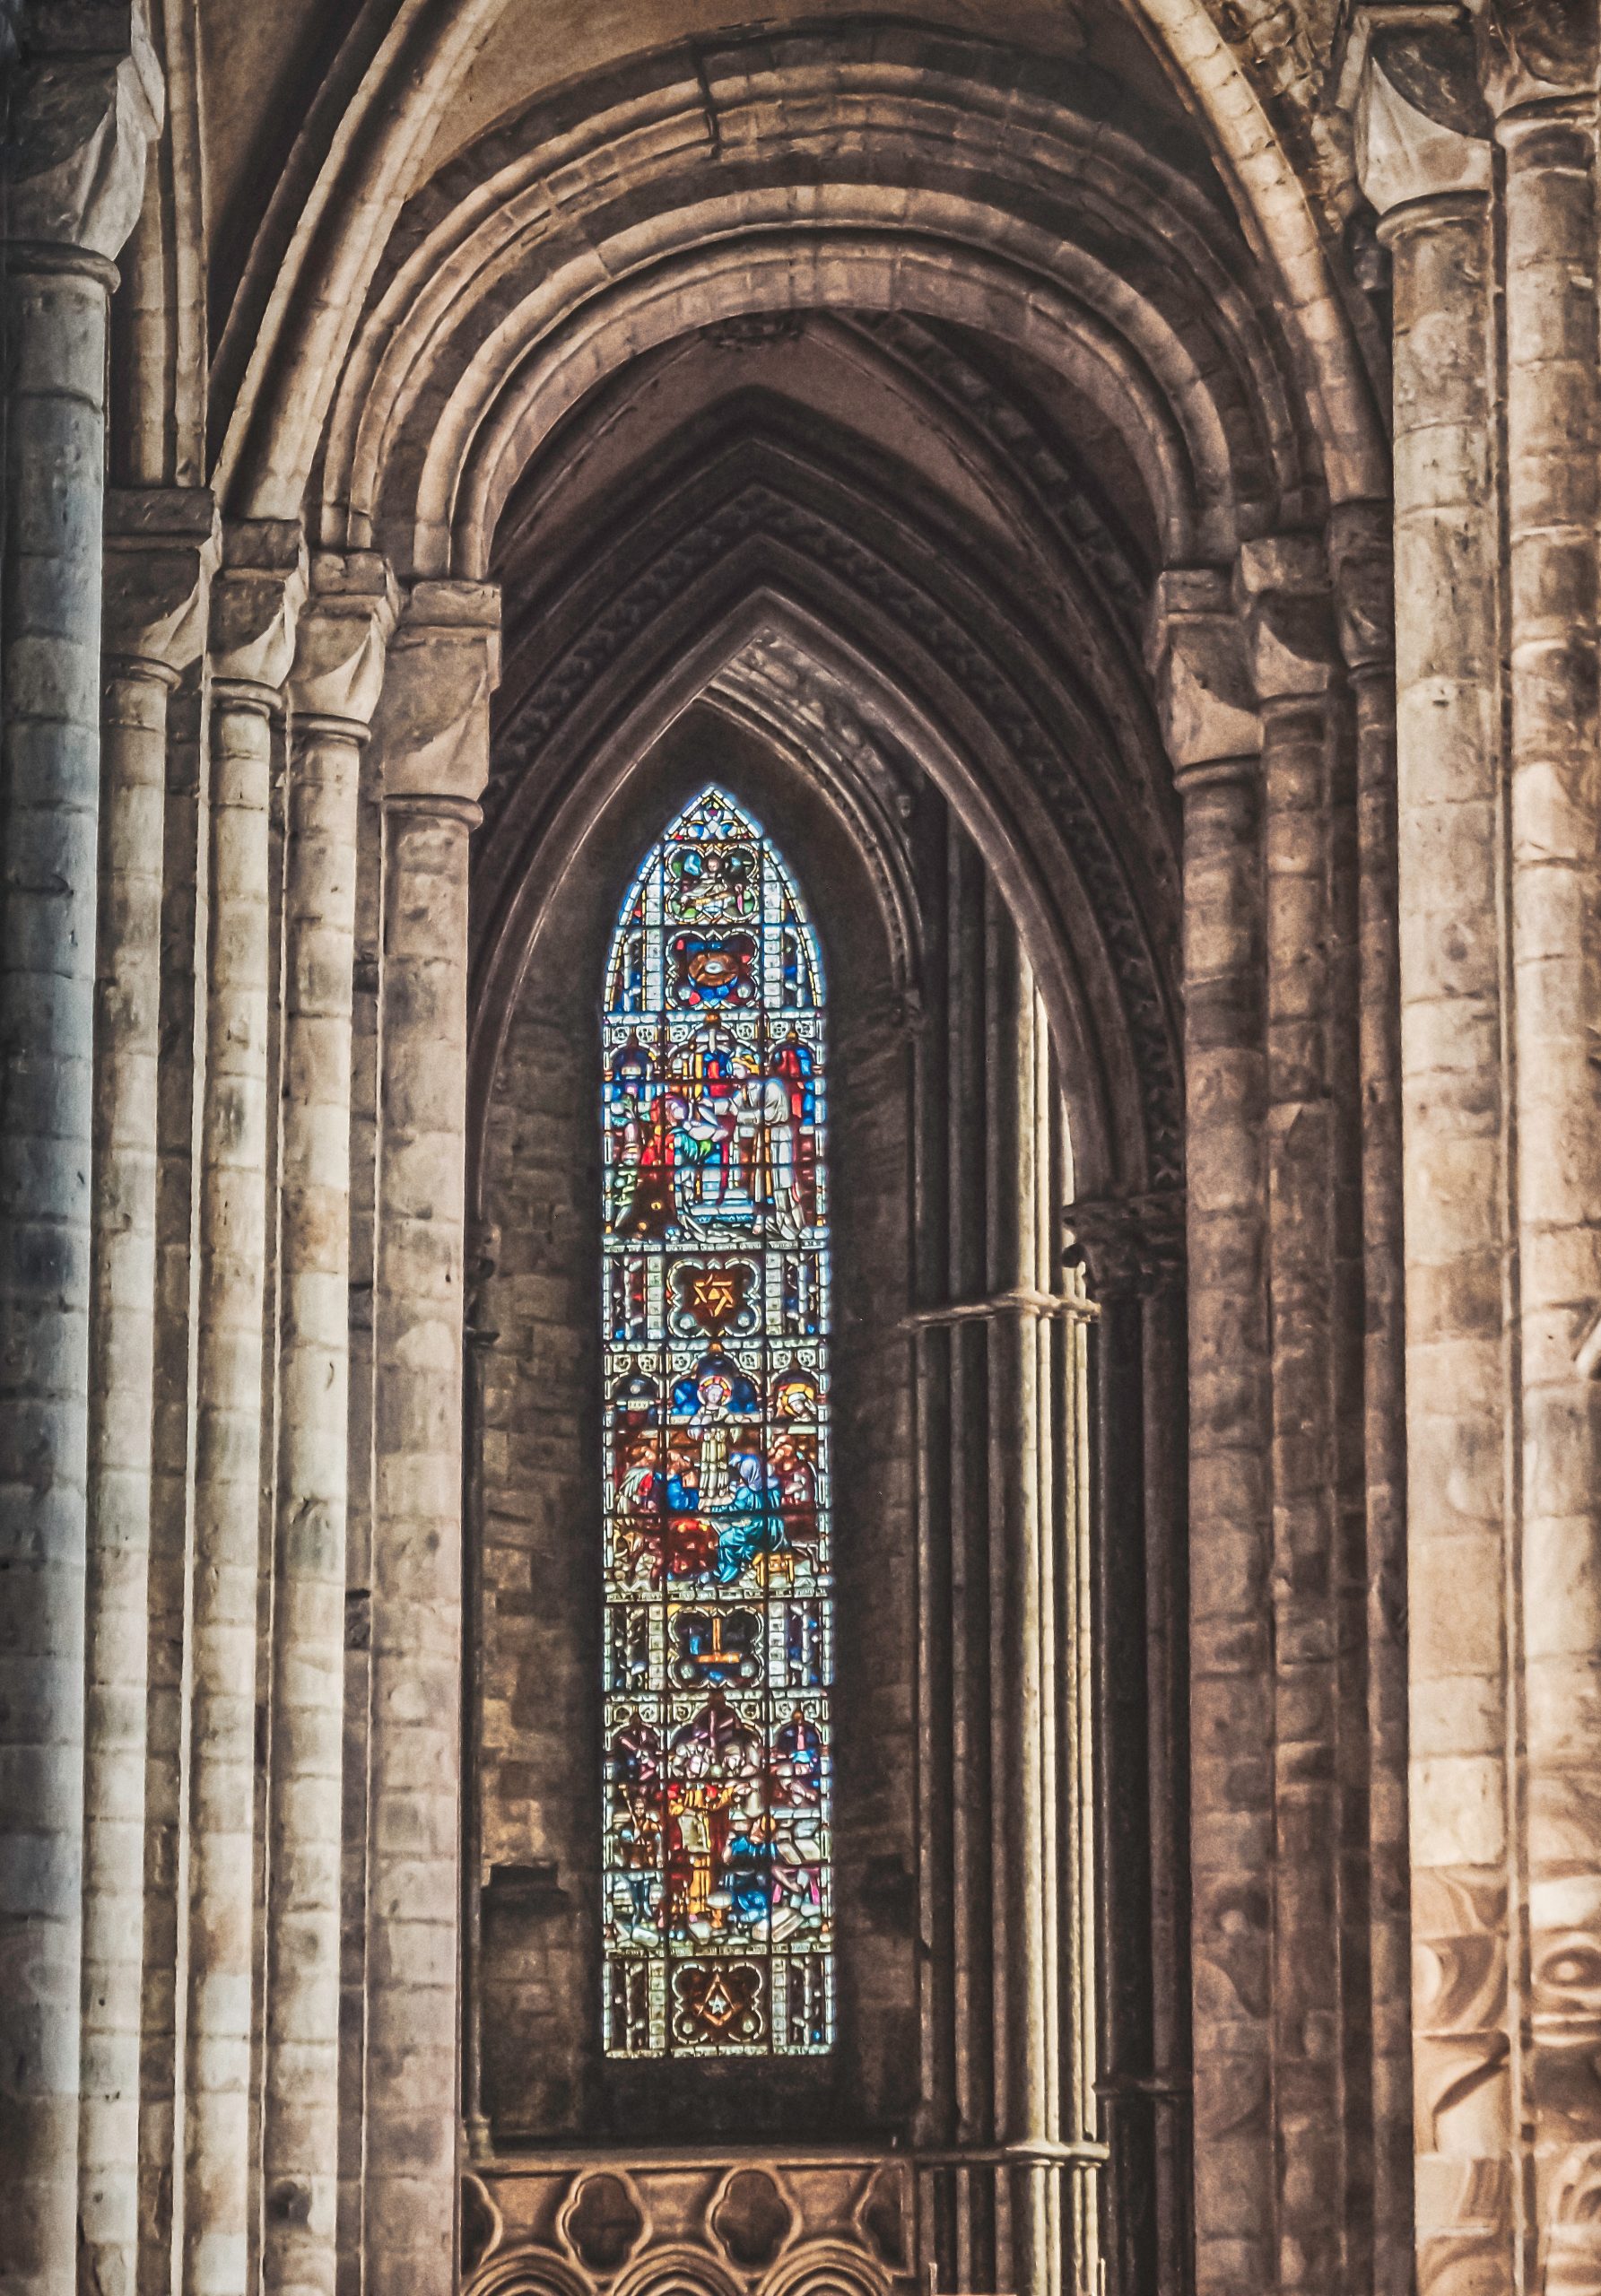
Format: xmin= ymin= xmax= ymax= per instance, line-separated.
xmin=600 ymin=787 xmax=833 ymax=2057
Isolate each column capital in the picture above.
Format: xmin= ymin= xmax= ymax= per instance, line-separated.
xmin=1235 ymin=535 xmax=1341 ymax=707
xmin=4 ymin=2 xmax=163 ymax=267
xmin=372 ymin=580 xmax=502 ymax=809
xmin=288 ymin=553 xmax=402 ymax=738
xmin=1147 ymin=569 xmax=1262 ymax=771
xmin=1327 ymin=500 xmax=1396 ymax=677
xmin=210 ymin=518 xmax=309 ymax=705
xmin=102 ymin=486 xmax=218 ymax=683
xmin=1474 ymin=0 xmax=1597 ymax=123
xmin=1065 ymin=1190 xmax=1187 ymax=1300
xmin=1336 ymin=8 xmax=1493 ymax=214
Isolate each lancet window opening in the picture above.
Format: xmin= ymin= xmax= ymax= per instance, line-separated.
xmin=600 ymin=787 xmax=834 ymax=2057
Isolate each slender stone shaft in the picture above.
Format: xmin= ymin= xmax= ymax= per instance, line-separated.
xmin=1497 ymin=88 xmax=1601 ymax=2284
xmin=263 ymin=717 xmax=363 ymax=2296
xmin=1178 ymin=752 xmax=1270 ymax=2296
xmin=184 ymin=688 xmax=274 ymax=2296
xmin=0 ymin=239 xmax=117 ymax=2296
xmin=982 ymin=899 xmax=1063 ymax=2296
xmin=1356 ymin=51 xmax=1515 ymax=2291
xmin=365 ymin=587 xmax=499 ymax=2296
xmin=261 ymin=568 xmax=395 ymax=2296
xmin=183 ymin=534 xmax=304 ymax=2296
xmin=140 ymin=669 xmax=207 ymax=2296
xmin=1240 ymin=540 xmax=1344 ymax=2296
xmin=1330 ymin=503 xmax=1414 ymax=2294
xmin=81 ymin=492 xmax=213 ymax=2296
xmin=0 ymin=30 xmax=159 ymax=2291
xmin=1151 ymin=573 xmax=1268 ymax=2296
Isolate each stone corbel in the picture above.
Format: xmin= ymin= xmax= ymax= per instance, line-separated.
xmin=4 ymin=1 xmax=163 ymax=263
xmin=373 ymin=580 xmax=503 ymax=809
xmin=1146 ymin=569 xmax=1262 ymax=771
xmin=1235 ymin=535 xmax=1341 ymax=709
xmin=102 ymin=486 xmax=218 ymax=683
xmin=1065 ymin=1190 xmax=1187 ymax=1300
xmin=1335 ymin=5 xmax=1493 ymax=215
xmin=1327 ymin=500 xmax=1396 ymax=678
xmin=210 ymin=518 xmax=309 ymax=706
xmin=288 ymin=553 xmax=403 ymax=736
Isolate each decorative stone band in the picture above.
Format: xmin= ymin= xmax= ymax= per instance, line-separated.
xmin=902 ymin=1288 xmax=1100 ymax=1329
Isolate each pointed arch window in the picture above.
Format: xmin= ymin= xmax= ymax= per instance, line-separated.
xmin=601 ymin=788 xmax=833 ymax=2058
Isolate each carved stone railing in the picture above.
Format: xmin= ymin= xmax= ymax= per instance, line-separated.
xmin=464 ymin=2143 xmax=1110 ymax=2296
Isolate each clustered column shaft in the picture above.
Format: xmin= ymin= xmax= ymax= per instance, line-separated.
xmin=261 ymin=569 xmax=396 ymax=2296
xmin=363 ymin=589 xmax=499 ymax=2296
xmin=0 ymin=27 xmax=161 ymax=2292
xmin=1497 ymin=80 xmax=1601 ymax=2287
xmin=182 ymin=534 xmax=305 ymax=2296
xmin=1239 ymin=542 xmax=1346 ymax=2296
xmin=1175 ymin=752 xmax=1271 ymax=2296
xmin=81 ymin=492 xmax=215 ymax=2296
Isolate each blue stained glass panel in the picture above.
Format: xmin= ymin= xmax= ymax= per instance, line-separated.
xmin=600 ymin=787 xmax=834 ymax=2057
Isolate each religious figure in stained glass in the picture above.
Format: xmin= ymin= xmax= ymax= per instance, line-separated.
xmin=601 ymin=787 xmax=833 ymax=2057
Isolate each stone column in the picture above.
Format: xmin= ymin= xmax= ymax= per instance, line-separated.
xmin=0 ymin=22 xmax=161 ymax=2296
xmin=364 ymin=583 xmax=500 ymax=2296
xmin=1328 ymin=498 xmax=1414 ymax=2292
xmin=261 ymin=559 xmax=397 ymax=2296
xmin=183 ymin=525 xmax=306 ymax=2296
xmin=1237 ymin=535 xmax=1346 ymax=2296
xmin=1149 ymin=574 xmax=1267 ymax=2296
xmin=79 ymin=490 xmax=216 ymax=2296
xmin=1349 ymin=30 xmax=1514 ymax=2295
xmin=1485 ymin=10 xmax=1601 ymax=2278
xmin=1066 ymin=1191 xmax=1189 ymax=2296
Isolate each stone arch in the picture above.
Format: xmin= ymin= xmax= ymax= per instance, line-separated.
xmin=468 ymin=533 xmax=1177 ymax=1216
xmin=205 ymin=4 xmax=1384 ymax=522
xmin=308 ymin=32 xmax=1324 ymax=574
xmin=757 ymin=2242 xmax=893 ymax=2296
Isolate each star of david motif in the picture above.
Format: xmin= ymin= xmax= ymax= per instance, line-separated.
xmin=672 ymin=1260 xmax=755 ymax=1336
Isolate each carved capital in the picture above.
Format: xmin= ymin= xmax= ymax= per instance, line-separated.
xmin=374 ymin=580 xmax=502 ymax=807
xmin=1473 ymin=0 xmax=1597 ymax=119
xmin=211 ymin=518 xmax=309 ymax=700
xmin=1147 ymin=570 xmax=1262 ymax=770
xmin=1066 ymin=1190 xmax=1187 ymax=1300
xmin=1338 ymin=8 xmax=1493 ymax=213
xmin=1235 ymin=535 xmax=1340 ymax=707
xmin=101 ymin=486 xmax=218 ymax=680
xmin=4 ymin=2 xmax=163 ymax=264
xmin=1327 ymin=500 xmax=1396 ymax=675
xmin=289 ymin=553 xmax=402 ymax=735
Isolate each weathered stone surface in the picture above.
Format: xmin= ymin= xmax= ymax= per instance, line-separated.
xmin=13 ymin=8 xmax=1601 ymax=2296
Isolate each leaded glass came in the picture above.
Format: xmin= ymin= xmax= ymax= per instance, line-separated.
xmin=600 ymin=787 xmax=833 ymax=2057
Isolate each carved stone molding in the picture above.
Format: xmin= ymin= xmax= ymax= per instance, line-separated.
xmin=489 ymin=482 xmax=1182 ymax=1188
xmin=211 ymin=517 xmax=309 ymax=701
xmin=1338 ymin=7 xmax=1493 ymax=213
xmin=465 ymin=2156 xmax=912 ymax=2296
xmin=1147 ymin=569 xmax=1262 ymax=770
xmin=101 ymin=486 xmax=218 ymax=680
xmin=1235 ymin=534 xmax=1340 ymax=707
xmin=4 ymin=0 xmax=162 ymax=263
xmin=376 ymin=580 xmax=501 ymax=807
xmin=288 ymin=552 xmax=402 ymax=734
xmin=1327 ymin=500 xmax=1396 ymax=677
xmin=1065 ymin=1189 xmax=1187 ymax=1300
xmin=1475 ymin=0 xmax=1598 ymax=119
